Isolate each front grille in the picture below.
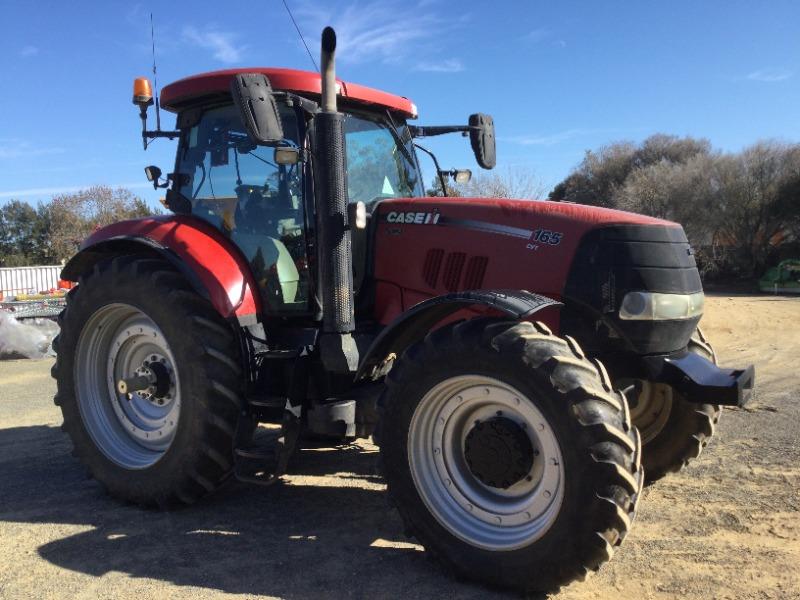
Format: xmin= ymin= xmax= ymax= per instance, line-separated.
xmin=563 ymin=224 xmax=701 ymax=354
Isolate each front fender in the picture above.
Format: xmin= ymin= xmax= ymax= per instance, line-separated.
xmin=355 ymin=289 xmax=561 ymax=380
xmin=61 ymin=215 xmax=262 ymax=325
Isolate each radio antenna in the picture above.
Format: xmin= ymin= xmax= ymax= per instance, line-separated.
xmin=150 ymin=12 xmax=162 ymax=131
xmin=281 ymin=0 xmax=319 ymax=73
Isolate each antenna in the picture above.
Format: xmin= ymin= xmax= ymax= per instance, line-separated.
xmin=281 ymin=0 xmax=319 ymax=72
xmin=150 ymin=12 xmax=162 ymax=131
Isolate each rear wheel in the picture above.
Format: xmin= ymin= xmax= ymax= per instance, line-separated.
xmin=378 ymin=319 xmax=642 ymax=594
xmin=627 ymin=329 xmax=721 ymax=483
xmin=52 ymin=256 xmax=244 ymax=506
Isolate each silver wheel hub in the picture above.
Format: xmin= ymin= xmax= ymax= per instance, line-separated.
xmin=408 ymin=376 xmax=565 ymax=551
xmin=75 ymin=303 xmax=181 ymax=469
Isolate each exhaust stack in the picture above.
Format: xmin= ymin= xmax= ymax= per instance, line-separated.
xmin=315 ymin=27 xmax=358 ymax=373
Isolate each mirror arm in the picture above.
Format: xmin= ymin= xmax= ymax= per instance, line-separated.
xmin=139 ymin=104 xmax=180 ymax=149
xmin=409 ymin=125 xmax=477 ymax=138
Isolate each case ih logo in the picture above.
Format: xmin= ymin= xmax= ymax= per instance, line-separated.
xmin=385 ymin=211 xmax=441 ymax=225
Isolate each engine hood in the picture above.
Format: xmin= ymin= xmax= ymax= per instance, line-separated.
xmin=370 ymin=197 xmax=687 ymax=324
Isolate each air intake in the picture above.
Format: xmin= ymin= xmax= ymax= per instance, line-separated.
xmin=423 ymin=249 xmax=445 ymax=288
xmin=443 ymin=252 xmax=466 ymax=292
xmin=464 ymin=256 xmax=489 ymax=289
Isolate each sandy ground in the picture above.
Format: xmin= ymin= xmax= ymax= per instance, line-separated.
xmin=0 ymin=294 xmax=798 ymax=599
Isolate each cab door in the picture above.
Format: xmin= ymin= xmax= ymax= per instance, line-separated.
xmin=176 ymin=103 xmax=311 ymax=315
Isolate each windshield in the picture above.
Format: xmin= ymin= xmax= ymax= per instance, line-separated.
xmin=343 ymin=113 xmax=424 ymax=210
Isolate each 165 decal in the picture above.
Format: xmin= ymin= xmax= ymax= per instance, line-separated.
xmin=527 ymin=228 xmax=563 ymax=250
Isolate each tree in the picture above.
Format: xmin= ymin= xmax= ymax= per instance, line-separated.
xmin=48 ymin=186 xmax=155 ymax=262
xmin=456 ymin=166 xmax=546 ymax=199
xmin=549 ymin=134 xmax=711 ymax=208
xmin=712 ymin=142 xmax=800 ymax=276
xmin=0 ymin=200 xmax=53 ymax=266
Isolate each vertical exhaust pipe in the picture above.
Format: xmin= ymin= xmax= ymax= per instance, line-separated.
xmin=315 ymin=27 xmax=358 ymax=372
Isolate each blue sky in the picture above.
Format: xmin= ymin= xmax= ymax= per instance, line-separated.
xmin=1 ymin=0 xmax=798 ymax=208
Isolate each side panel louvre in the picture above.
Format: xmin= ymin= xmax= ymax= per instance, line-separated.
xmin=422 ymin=248 xmax=445 ymax=289
xmin=442 ymin=252 xmax=466 ymax=292
xmin=463 ymin=256 xmax=489 ymax=290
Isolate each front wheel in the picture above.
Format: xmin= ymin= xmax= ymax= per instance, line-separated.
xmin=378 ymin=319 xmax=642 ymax=594
xmin=627 ymin=329 xmax=722 ymax=483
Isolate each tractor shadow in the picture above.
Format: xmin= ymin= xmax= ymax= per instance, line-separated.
xmin=0 ymin=425 xmax=520 ymax=599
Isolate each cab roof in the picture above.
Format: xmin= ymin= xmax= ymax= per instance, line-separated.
xmin=160 ymin=67 xmax=417 ymax=118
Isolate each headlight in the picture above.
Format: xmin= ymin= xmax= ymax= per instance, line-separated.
xmin=619 ymin=291 xmax=704 ymax=320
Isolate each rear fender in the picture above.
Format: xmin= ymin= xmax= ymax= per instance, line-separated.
xmin=355 ymin=289 xmax=561 ymax=380
xmin=61 ymin=215 xmax=262 ymax=325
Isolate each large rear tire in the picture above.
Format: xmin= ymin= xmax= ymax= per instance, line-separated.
xmin=377 ymin=319 xmax=642 ymax=594
xmin=629 ymin=329 xmax=722 ymax=484
xmin=52 ymin=256 xmax=244 ymax=507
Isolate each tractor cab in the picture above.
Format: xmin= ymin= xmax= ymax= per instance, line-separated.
xmin=150 ymin=68 xmax=427 ymax=316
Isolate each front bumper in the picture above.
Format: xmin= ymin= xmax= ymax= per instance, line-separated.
xmin=644 ymin=352 xmax=755 ymax=407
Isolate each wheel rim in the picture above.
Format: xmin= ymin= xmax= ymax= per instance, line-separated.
xmin=407 ymin=375 xmax=565 ymax=551
xmin=75 ymin=303 xmax=180 ymax=469
xmin=626 ymin=380 xmax=672 ymax=444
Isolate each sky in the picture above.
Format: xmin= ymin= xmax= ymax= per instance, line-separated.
xmin=1 ymin=0 xmax=799 ymax=209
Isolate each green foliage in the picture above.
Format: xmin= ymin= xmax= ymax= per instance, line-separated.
xmin=549 ymin=135 xmax=711 ymax=208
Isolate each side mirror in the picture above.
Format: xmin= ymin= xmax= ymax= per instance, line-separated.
xmin=469 ymin=113 xmax=496 ymax=170
xmin=230 ymin=73 xmax=284 ymax=145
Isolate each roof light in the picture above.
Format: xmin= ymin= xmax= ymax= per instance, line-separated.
xmin=132 ymin=77 xmax=154 ymax=107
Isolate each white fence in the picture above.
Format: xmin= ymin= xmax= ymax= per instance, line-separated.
xmin=0 ymin=265 xmax=63 ymax=297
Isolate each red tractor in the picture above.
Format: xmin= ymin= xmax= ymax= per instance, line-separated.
xmin=53 ymin=28 xmax=754 ymax=593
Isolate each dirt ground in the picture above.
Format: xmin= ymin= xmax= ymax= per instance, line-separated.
xmin=0 ymin=294 xmax=798 ymax=599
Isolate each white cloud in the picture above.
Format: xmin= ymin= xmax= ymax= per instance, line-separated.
xmin=182 ymin=26 xmax=245 ymax=64
xmin=523 ymin=28 xmax=550 ymax=43
xmin=497 ymin=127 xmax=630 ymax=146
xmin=294 ymin=1 xmax=459 ymax=66
xmin=414 ymin=59 xmax=464 ymax=73
xmin=0 ymin=139 xmax=64 ymax=159
xmin=19 ymin=45 xmax=38 ymax=58
xmin=746 ymin=68 xmax=793 ymax=82
xmin=500 ymin=129 xmax=602 ymax=146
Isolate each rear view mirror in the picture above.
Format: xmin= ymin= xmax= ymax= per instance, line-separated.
xmin=230 ymin=73 xmax=284 ymax=145
xmin=274 ymin=147 xmax=300 ymax=165
xmin=469 ymin=113 xmax=496 ymax=170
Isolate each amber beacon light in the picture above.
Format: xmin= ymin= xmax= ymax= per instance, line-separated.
xmin=133 ymin=77 xmax=154 ymax=107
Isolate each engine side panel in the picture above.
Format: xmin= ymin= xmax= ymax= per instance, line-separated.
xmin=64 ymin=215 xmax=262 ymax=323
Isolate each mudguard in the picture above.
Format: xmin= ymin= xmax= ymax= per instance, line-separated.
xmin=355 ymin=289 xmax=560 ymax=380
xmin=60 ymin=215 xmax=262 ymax=325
